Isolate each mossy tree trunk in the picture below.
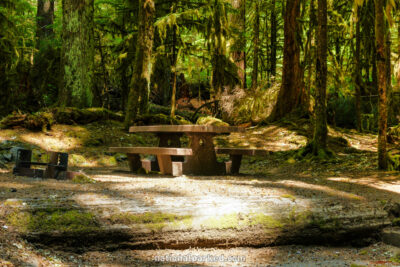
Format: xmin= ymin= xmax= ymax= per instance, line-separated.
xmin=269 ymin=0 xmax=305 ymax=121
xmin=36 ymin=0 xmax=54 ymax=44
xmin=231 ymin=0 xmax=246 ymax=89
xmin=312 ymin=0 xmax=328 ymax=153
xmin=211 ymin=0 xmax=227 ymax=98
xmin=60 ymin=0 xmax=95 ymax=108
xmin=269 ymin=0 xmax=277 ymax=81
xmin=171 ymin=24 xmax=177 ymax=118
xmin=124 ymin=0 xmax=155 ymax=127
xmin=304 ymin=0 xmax=315 ymax=114
xmin=33 ymin=0 xmax=55 ymax=104
xmin=375 ymin=0 xmax=388 ymax=169
xmin=251 ymin=0 xmax=260 ymax=90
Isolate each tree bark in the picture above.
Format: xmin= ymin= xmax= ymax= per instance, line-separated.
xmin=375 ymin=0 xmax=388 ymax=169
xmin=171 ymin=24 xmax=177 ymax=118
xmin=269 ymin=0 xmax=277 ymax=80
xmin=312 ymin=0 xmax=328 ymax=153
xmin=36 ymin=0 xmax=54 ymax=46
xmin=231 ymin=0 xmax=246 ymax=89
xmin=124 ymin=0 xmax=155 ymax=127
xmin=355 ymin=9 xmax=362 ymax=132
xmin=60 ymin=0 xmax=95 ymax=108
xmin=270 ymin=0 xmax=305 ymax=121
xmin=251 ymin=0 xmax=260 ymax=89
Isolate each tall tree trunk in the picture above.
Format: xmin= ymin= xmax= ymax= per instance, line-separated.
xmin=270 ymin=0 xmax=277 ymax=80
xmin=124 ymin=0 xmax=155 ymax=127
xmin=355 ymin=9 xmax=362 ymax=132
xmin=211 ymin=0 xmax=226 ymax=98
xmin=171 ymin=24 xmax=177 ymax=118
xmin=60 ymin=0 xmax=95 ymax=108
xmin=34 ymin=0 xmax=55 ymax=104
xmin=304 ymin=0 xmax=315 ymax=114
xmin=270 ymin=0 xmax=305 ymax=120
xmin=386 ymin=26 xmax=394 ymax=127
xmin=36 ymin=0 xmax=54 ymax=47
xmin=313 ymin=0 xmax=328 ymax=153
xmin=375 ymin=0 xmax=388 ymax=169
xmin=251 ymin=0 xmax=260 ymax=89
xmin=231 ymin=0 xmax=246 ymax=88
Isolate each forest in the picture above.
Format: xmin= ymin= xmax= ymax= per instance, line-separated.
xmin=0 ymin=0 xmax=400 ymax=266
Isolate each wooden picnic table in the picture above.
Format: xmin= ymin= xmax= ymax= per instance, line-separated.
xmin=129 ymin=125 xmax=245 ymax=175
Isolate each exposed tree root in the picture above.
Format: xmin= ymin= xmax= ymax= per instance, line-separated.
xmin=296 ymin=141 xmax=335 ymax=161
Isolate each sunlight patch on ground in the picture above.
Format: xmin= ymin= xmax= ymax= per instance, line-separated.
xmin=0 ymin=182 xmax=33 ymax=189
xmin=19 ymin=133 xmax=79 ymax=151
xmin=276 ymin=180 xmax=365 ymax=201
xmin=328 ymin=176 xmax=400 ymax=195
xmin=0 ymin=169 xmax=9 ymax=174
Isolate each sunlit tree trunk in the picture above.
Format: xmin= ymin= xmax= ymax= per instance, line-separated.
xmin=124 ymin=0 xmax=155 ymax=127
xmin=312 ymin=0 xmax=328 ymax=153
xmin=375 ymin=0 xmax=388 ymax=169
xmin=60 ymin=0 xmax=95 ymax=108
xmin=251 ymin=0 xmax=260 ymax=89
xmin=270 ymin=0 xmax=305 ymax=120
xmin=231 ymin=0 xmax=246 ymax=88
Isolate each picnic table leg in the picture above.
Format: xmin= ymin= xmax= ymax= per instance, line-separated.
xmin=147 ymin=133 xmax=183 ymax=173
xmin=127 ymin=154 xmax=141 ymax=172
xmin=157 ymin=155 xmax=173 ymax=175
xmin=45 ymin=152 xmax=59 ymax=178
xmin=230 ymin=155 xmax=242 ymax=174
xmin=182 ymin=133 xmax=225 ymax=175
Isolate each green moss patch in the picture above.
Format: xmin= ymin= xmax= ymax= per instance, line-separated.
xmin=72 ymin=174 xmax=96 ymax=184
xmin=7 ymin=209 xmax=99 ymax=232
xmin=109 ymin=212 xmax=192 ymax=231
xmin=197 ymin=116 xmax=229 ymax=127
xmin=201 ymin=213 xmax=240 ymax=229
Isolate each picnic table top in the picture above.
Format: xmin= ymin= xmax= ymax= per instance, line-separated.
xmin=129 ymin=125 xmax=246 ymax=134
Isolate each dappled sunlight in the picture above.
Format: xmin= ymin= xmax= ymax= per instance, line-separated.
xmin=0 ymin=169 xmax=9 ymax=173
xmin=274 ymin=180 xmax=365 ymax=201
xmin=0 ymin=182 xmax=33 ymax=189
xmin=328 ymin=176 xmax=400 ymax=195
xmin=19 ymin=132 xmax=80 ymax=151
xmin=222 ymin=125 xmax=307 ymax=151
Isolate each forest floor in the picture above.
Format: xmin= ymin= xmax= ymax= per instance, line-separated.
xmin=0 ymin=119 xmax=400 ymax=266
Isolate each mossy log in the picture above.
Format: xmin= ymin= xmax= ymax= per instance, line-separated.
xmin=0 ymin=108 xmax=123 ymax=131
xmin=51 ymin=107 xmax=123 ymax=124
xmin=149 ymin=104 xmax=198 ymax=122
xmin=0 ymin=112 xmax=54 ymax=131
xmin=133 ymin=113 xmax=190 ymax=126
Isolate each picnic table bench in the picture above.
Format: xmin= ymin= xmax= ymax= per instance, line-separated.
xmin=109 ymin=125 xmax=269 ymax=176
xmin=108 ymin=147 xmax=192 ymax=175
